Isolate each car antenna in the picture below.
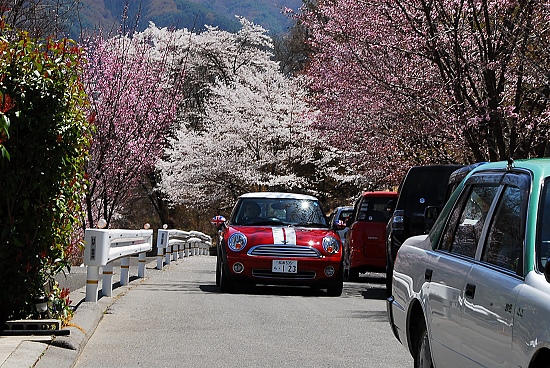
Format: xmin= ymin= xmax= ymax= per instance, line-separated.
xmin=506 ymin=157 xmax=514 ymax=171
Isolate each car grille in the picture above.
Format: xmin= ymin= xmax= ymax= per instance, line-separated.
xmin=247 ymin=245 xmax=321 ymax=258
xmin=252 ymin=269 xmax=317 ymax=279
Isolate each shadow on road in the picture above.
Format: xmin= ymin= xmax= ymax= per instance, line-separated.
xmin=360 ymin=288 xmax=387 ymax=300
xmin=200 ymin=284 xmax=332 ymax=297
xmin=199 ymin=281 xmax=388 ymax=300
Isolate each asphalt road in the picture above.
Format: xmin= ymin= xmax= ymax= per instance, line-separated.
xmin=72 ymin=256 xmax=413 ymax=368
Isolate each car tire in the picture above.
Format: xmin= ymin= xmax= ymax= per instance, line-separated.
xmin=343 ymin=265 xmax=349 ymax=279
xmin=327 ymin=269 xmax=344 ymax=297
xmin=215 ymin=254 xmax=221 ymax=286
xmin=219 ymin=258 xmax=233 ymax=293
xmin=414 ymin=317 xmax=433 ymax=368
xmin=347 ymin=267 xmax=359 ymax=282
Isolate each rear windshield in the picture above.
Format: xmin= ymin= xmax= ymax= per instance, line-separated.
xmin=398 ymin=167 xmax=456 ymax=213
xmin=355 ymin=196 xmax=393 ymax=223
xmin=232 ymin=197 xmax=328 ymax=227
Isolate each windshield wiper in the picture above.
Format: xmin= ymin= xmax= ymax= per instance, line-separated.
xmin=294 ymin=222 xmax=327 ymax=228
xmin=245 ymin=219 xmax=285 ymax=226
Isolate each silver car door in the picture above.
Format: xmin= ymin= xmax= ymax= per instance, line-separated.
xmin=427 ymin=183 xmax=499 ymax=366
xmin=461 ymin=173 xmax=529 ymax=367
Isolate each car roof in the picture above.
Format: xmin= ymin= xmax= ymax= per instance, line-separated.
xmin=238 ymin=192 xmax=319 ymax=200
xmin=361 ymin=191 xmax=398 ymax=197
xmin=448 ymin=162 xmax=486 ymax=184
xmin=469 ymin=158 xmax=550 ymax=177
xmin=408 ymin=164 xmax=463 ymax=172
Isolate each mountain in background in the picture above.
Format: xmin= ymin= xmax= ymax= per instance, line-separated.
xmin=74 ymin=0 xmax=303 ymax=37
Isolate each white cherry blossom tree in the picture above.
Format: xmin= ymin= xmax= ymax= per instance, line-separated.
xmin=155 ymin=17 xmax=364 ymax=211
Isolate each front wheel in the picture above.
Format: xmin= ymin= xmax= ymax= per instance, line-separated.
xmin=414 ymin=318 xmax=433 ymax=368
xmin=215 ymin=254 xmax=221 ymax=286
xmin=218 ymin=258 xmax=233 ymax=293
xmin=326 ymin=268 xmax=344 ymax=297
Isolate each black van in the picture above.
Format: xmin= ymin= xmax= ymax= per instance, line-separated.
xmin=385 ymin=164 xmax=462 ymax=290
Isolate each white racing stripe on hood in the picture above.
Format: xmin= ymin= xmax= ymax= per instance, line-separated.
xmin=272 ymin=227 xmax=296 ymax=245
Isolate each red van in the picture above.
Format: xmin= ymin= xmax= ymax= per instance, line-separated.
xmin=344 ymin=191 xmax=398 ymax=281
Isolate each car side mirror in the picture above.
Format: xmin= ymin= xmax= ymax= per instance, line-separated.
xmin=210 ymin=215 xmax=226 ymax=230
xmin=334 ymin=220 xmax=346 ymax=231
xmin=424 ymin=206 xmax=439 ymax=220
xmin=545 ymin=260 xmax=550 ymax=283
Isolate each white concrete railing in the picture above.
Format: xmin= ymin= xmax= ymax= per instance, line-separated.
xmin=83 ymin=228 xmax=153 ymax=302
xmin=156 ymin=229 xmax=212 ymax=270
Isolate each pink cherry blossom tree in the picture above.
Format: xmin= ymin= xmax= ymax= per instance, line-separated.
xmin=82 ymin=27 xmax=184 ymax=228
xmin=302 ymin=0 xmax=550 ymax=183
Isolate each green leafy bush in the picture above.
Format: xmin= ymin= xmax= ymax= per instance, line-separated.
xmin=0 ymin=25 xmax=91 ymax=326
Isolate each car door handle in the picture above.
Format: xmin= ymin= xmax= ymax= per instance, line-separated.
xmin=425 ymin=269 xmax=433 ymax=282
xmin=465 ymin=283 xmax=476 ymax=299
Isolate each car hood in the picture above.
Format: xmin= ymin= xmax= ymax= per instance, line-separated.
xmin=401 ymin=234 xmax=430 ymax=249
xmin=228 ymin=225 xmax=337 ymax=247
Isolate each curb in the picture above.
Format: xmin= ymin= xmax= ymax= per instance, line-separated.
xmin=4 ymin=261 xmax=159 ymax=368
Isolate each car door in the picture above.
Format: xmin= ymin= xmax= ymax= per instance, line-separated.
xmin=427 ymin=178 xmax=500 ymax=366
xmin=460 ymin=172 xmax=529 ymax=367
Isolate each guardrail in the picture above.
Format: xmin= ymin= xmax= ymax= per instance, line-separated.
xmin=156 ymin=229 xmax=212 ymax=270
xmin=83 ymin=228 xmax=153 ymax=302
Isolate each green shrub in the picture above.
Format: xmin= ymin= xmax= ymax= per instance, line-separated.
xmin=0 ymin=26 xmax=91 ymax=326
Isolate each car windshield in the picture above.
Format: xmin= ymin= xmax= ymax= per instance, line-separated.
xmin=539 ymin=178 xmax=550 ymax=271
xmin=233 ymin=197 xmax=328 ymax=227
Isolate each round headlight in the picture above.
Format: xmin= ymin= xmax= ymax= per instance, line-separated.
xmin=228 ymin=232 xmax=247 ymax=251
xmin=322 ymin=236 xmax=340 ymax=254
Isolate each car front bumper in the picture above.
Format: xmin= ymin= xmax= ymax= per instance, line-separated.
xmin=386 ymin=296 xmax=401 ymax=341
xmin=225 ymin=254 xmax=342 ymax=286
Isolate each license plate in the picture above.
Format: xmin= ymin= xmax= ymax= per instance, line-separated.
xmin=272 ymin=260 xmax=297 ymax=273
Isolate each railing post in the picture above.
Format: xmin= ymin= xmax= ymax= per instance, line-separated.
xmin=193 ymin=239 xmax=199 ymax=256
xmin=172 ymin=244 xmax=178 ymax=262
xmin=184 ymin=242 xmax=190 ymax=257
xmin=138 ymin=251 xmax=147 ymax=278
xmin=85 ymin=265 xmax=100 ymax=302
xmin=120 ymin=256 xmax=130 ymax=285
xmin=157 ymin=229 xmax=168 ymax=270
xmin=165 ymin=244 xmax=172 ymax=265
xmin=102 ymin=263 xmax=114 ymax=297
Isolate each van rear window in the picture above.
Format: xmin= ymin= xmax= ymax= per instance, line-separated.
xmin=400 ymin=169 xmax=453 ymax=211
xmin=356 ymin=196 xmax=392 ymax=223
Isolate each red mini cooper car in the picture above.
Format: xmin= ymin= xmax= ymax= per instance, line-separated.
xmin=214 ymin=192 xmax=344 ymax=296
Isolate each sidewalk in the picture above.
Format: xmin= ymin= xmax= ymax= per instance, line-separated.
xmin=0 ymin=260 xmax=161 ymax=368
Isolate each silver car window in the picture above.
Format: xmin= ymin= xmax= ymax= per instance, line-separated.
xmin=482 ymin=185 xmax=524 ymax=273
xmin=439 ymin=184 xmax=499 ymax=258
